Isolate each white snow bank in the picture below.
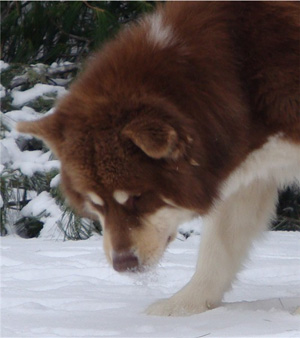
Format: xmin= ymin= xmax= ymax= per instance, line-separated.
xmin=21 ymin=191 xmax=59 ymax=218
xmin=50 ymin=174 xmax=61 ymax=188
xmin=2 ymin=106 xmax=49 ymax=135
xmin=0 ymin=60 xmax=9 ymax=72
xmin=1 ymin=135 xmax=60 ymax=175
xmin=11 ymin=83 xmax=67 ymax=107
xmin=50 ymin=61 xmax=74 ymax=68
xmin=1 ymin=107 xmax=60 ymax=175
xmin=0 ymin=83 xmax=6 ymax=98
xmin=21 ymin=191 xmax=64 ymax=239
xmin=5 ymin=106 xmax=42 ymax=123
xmin=1 ymin=230 xmax=300 ymax=337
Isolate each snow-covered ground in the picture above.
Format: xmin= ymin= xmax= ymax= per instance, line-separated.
xmin=1 ymin=227 xmax=300 ymax=337
xmin=1 ymin=61 xmax=300 ymax=337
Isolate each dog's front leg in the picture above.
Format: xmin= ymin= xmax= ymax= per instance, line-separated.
xmin=146 ymin=179 xmax=278 ymax=316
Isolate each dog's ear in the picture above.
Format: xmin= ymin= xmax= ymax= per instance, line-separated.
xmin=122 ymin=118 xmax=185 ymax=160
xmin=17 ymin=113 xmax=64 ymax=152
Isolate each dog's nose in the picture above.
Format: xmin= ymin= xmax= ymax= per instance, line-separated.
xmin=112 ymin=251 xmax=139 ymax=272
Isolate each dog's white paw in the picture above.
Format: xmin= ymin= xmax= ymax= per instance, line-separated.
xmin=146 ymin=295 xmax=210 ymax=317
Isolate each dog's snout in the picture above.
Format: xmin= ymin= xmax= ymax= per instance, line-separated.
xmin=112 ymin=251 xmax=139 ymax=272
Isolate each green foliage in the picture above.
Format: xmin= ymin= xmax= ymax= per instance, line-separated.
xmin=0 ymin=169 xmax=15 ymax=235
xmin=0 ymin=60 xmax=100 ymax=239
xmin=57 ymin=208 xmax=98 ymax=241
xmin=0 ymin=167 xmax=58 ymax=235
xmin=26 ymin=96 xmax=56 ymax=113
xmin=1 ymin=1 xmax=157 ymax=64
xmin=0 ymin=64 xmax=26 ymax=88
xmin=50 ymin=184 xmax=102 ymax=240
xmin=15 ymin=216 xmax=44 ymax=238
xmin=22 ymin=170 xmax=60 ymax=194
xmin=0 ymin=93 xmax=13 ymax=112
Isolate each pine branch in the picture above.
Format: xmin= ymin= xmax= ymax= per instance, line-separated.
xmin=83 ymin=1 xmax=107 ymax=13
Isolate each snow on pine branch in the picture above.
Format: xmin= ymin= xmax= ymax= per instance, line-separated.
xmin=0 ymin=61 xmax=99 ymax=239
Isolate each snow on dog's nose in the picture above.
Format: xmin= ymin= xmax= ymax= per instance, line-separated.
xmin=112 ymin=250 xmax=139 ymax=272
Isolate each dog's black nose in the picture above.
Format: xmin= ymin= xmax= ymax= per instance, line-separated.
xmin=112 ymin=251 xmax=139 ymax=272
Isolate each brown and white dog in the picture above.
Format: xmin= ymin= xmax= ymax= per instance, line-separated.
xmin=17 ymin=2 xmax=299 ymax=316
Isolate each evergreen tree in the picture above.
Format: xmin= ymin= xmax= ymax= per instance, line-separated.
xmin=1 ymin=1 xmax=156 ymax=64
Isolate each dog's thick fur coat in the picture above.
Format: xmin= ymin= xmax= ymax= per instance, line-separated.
xmin=18 ymin=2 xmax=300 ymax=316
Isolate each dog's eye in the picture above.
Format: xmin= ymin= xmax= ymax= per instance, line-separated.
xmin=127 ymin=194 xmax=141 ymax=209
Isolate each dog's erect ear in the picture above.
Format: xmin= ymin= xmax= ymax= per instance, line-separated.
xmin=122 ymin=118 xmax=185 ymax=160
xmin=17 ymin=113 xmax=64 ymax=150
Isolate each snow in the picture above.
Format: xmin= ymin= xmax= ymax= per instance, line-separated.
xmin=1 ymin=135 xmax=60 ymax=176
xmin=21 ymin=191 xmax=58 ymax=218
xmin=0 ymin=60 xmax=9 ymax=72
xmin=11 ymin=83 xmax=67 ymax=107
xmin=20 ymin=191 xmax=64 ymax=239
xmin=0 ymin=83 xmax=6 ymax=99
xmin=2 ymin=106 xmax=55 ymax=134
xmin=1 ymin=229 xmax=300 ymax=337
xmin=5 ymin=106 xmax=42 ymax=123
xmin=50 ymin=61 xmax=73 ymax=69
xmin=50 ymin=174 xmax=61 ymax=188
xmin=1 ymin=107 xmax=60 ymax=177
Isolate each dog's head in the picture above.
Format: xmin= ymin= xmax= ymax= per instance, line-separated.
xmin=17 ymin=93 xmax=207 ymax=272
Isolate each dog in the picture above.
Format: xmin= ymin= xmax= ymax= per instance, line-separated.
xmin=17 ymin=2 xmax=300 ymax=316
